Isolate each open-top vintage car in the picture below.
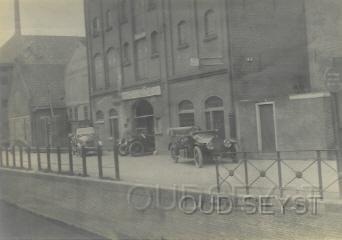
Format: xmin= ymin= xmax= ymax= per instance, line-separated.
xmin=168 ymin=127 xmax=237 ymax=168
xmin=72 ymin=127 xmax=103 ymax=156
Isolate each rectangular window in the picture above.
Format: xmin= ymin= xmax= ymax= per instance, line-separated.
xmin=92 ymin=17 xmax=100 ymax=37
xmin=105 ymin=10 xmax=113 ymax=31
xmin=84 ymin=106 xmax=89 ymax=120
xmin=179 ymin=113 xmax=195 ymax=127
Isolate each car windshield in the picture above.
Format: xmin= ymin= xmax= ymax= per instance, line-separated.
xmin=76 ymin=128 xmax=95 ymax=136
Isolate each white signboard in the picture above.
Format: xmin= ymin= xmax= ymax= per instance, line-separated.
xmin=121 ymin=86 xmax=161 ymax=100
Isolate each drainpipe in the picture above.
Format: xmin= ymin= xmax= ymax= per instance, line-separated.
xmin=83 ymin=0 xmax=94 ymax=125
xmin=225 ymin=0 xmax=237 ymax=139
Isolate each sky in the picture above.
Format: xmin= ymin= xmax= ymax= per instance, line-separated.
xmin=0 ymin=0 xmax=85 ymax=46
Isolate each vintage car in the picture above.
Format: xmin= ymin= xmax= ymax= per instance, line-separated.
xmin=73 ymin=127 xmax=102 ymax=156
xmin=168 ymin=127 xmax=236 ymax=168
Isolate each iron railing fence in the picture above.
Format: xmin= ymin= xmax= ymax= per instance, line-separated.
xmin=215 ymin=150 xmax=341 ymax=199
xmin=0 ymin=144 xmax=120 ymax=181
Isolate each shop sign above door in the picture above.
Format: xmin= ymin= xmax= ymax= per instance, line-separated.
xmin=121 ymin=86 xmax=161 ymax=100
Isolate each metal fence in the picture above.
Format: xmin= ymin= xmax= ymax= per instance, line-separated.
xmin=0 ymin=144 xmax=120 ymax=181
xmin=215 ymin=150 xmax=341 ymax=199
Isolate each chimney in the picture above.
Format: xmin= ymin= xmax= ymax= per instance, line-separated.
xmin=14 ymin=0 xmax=21 ymax=35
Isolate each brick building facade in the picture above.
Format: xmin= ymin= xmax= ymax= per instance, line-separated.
xmin=64 ymin=40 xmax=91 ymax=134
xmin=84 ymin=0 xmax=341 ymax=153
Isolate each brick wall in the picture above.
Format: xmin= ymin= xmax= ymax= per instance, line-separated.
xmin=238 ymin=94 xmax=334 ymax=153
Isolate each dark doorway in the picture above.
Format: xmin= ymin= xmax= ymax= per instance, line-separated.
xmin=134 ymin=100 xmax=154 ymax=136
xmin=257 ymin=103 xmax=276 ymax=152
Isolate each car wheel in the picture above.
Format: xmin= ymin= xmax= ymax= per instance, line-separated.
xmin=118 ymin=144 xmax=129 ymax=156
xmin=193 ymin=146 xmax=203 ymax=168
xmin=129 ymin=141 xmax=144 ymax=156
xmin=170 ymin=145 xmax=179 ymax=163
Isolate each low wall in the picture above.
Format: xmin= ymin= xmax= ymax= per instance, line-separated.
xmin=0 ymin=168 xmax=341 ymax=240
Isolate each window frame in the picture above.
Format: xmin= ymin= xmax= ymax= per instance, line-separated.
xmin=178 ymin=100 xmax=195 ymax=127
xmin=150 ymin=31 xmax=159 ymax=58
xmin=105 ymin=9 xmax=113 ymax=31
xmin=204 ymin=9 xmax=218 ymax=42
xmin=177 ymin=20 xmax=189 ymax=49
xmin=92 ymin=17 xmax=100 ymax=38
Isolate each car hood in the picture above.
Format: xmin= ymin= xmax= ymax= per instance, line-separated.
xmin=192 ymin=133 xmax=216 ymax=144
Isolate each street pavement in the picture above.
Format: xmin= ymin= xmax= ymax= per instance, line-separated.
xmin=1 ymin=150 xmax=340 ymax=199
xmin=0 ymin=200 xmax=106 ymax=240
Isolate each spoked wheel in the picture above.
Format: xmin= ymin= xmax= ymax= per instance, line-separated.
xmin=170 ymin=145 xmax=179 ymax=163
xmin=118 ymin=144 xmax=129 ymax=156
xmin=193 ymin=146 xmax=203 ymax=168
xmin=129 ymin=141 xmax=144 ymax=156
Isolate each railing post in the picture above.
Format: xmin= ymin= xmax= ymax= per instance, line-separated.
xmin=57 ymin=146 xmax=62 ymax=174
xmin=243 ymin=152 xmax=249 ymax=195
xmin=215 ymin=156 xmax=221 ymax=193
xmin=37 ymin=146 xmax=41 ymax=171
xmin=0 ymin=146 xmax=3 ymax=167
xmin=68 ymin=142 xmax=74 ymax=175
xmin=19 ymin=146 xmax=23 ymax=169
xmin=47 ymin=145 xmax=51 ymax=172
xmin=27 ymin=147 xmax=31 ymax=170
xmin=12 ymin=145 xmax=16 ymax=168
xmin=5 ymin=147 xmax=9 ymax=167
xmin=97 ymin=145 xmax=103 ymax=179
xmin=82 ymin=146 xmax=87 ymax=176
xmin=277 ymin=151 xmax=283 ymax=197
xmin=316 ymin=150 xmax=324 ymax=198
xmin=113 ymin=141 xmax=120 ymax=180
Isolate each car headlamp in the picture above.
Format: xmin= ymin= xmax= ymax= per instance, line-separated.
xmin=224 ymin=139 xmax=232 ymax=148
xmin=98 ymin=141 xmax=103 ymax=146
xmin=206 ymin=141 xmax=214 ymax=150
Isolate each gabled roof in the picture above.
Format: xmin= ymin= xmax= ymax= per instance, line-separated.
xmin=0 ymin=34 xmax=84 ymax=65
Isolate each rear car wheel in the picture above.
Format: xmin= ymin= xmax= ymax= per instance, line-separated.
xmin=129 ymin=141 xmax=144 ymax=156
xmin=193 ymin=146 xmax=203 ymax=168
xmin=170 ymin=145 xmax=179 ymax=163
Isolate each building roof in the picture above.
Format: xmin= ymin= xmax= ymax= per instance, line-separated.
xmin=0 ymin=34 xmax=84 ymax=65
xmin=1 ymin=34 xmax=85 ymax=109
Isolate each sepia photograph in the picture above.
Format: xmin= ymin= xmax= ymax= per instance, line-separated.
xmin=1 ymin=0 xmax=342 ymax=239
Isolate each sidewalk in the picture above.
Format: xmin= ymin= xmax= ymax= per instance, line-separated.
xmin=2 ymin=150 xmax=340 ymax=199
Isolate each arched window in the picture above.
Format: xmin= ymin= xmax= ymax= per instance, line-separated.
xmin=94 ymin=54 xmax=105 ymax=90
xmin=123 ymin=42 xmax=130 ymax=65
xmin=109 ymin=109 xmax=119 ymax=138
xmin=177 ymin=21 xmax=188 ymax=48
xmin=205 ymin=96 xmax=225 ymax=138
xmin=178 ymin=100 xmax=195 ymax=127
xmin=151 ymin=31 xmax=159 ymax=57
xmin=105 ymin=10 xmax=113 ymax=30
xmin=106 ymin=48 xmax=119 ymax=88
xmin=204 ymin=9 xmax=216 ymax=37
xmin=92 ymin=17 xmax=100 ymax=37
xmin=96 ymin=111 xmax=104 ymax=122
